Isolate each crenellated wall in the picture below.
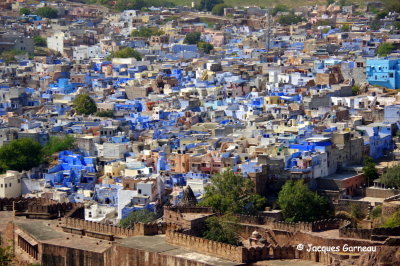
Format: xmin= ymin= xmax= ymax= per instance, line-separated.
xmin=165 ymin=229 xmax=339 ymax=263
xmin=62 ymin=217 xmax=182 ymax=241
xmin=339 ymin=221 xmax=400 ymax=241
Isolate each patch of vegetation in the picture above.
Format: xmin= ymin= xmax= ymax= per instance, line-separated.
xmin=197 ymin=0 xmax=224 ymax=11
xmin=43 ymin=135 xmax=75 ymax=157
xmin=73 ymin=94 xmax=97 ymax=115
xmin=278 ymin=14 xmax=305 ymax=26
xmin=202 ymin=214 xmax=240 ymax=245
xmin=20 ymin=7 xmax=31 ymax=16
xmin=277 ymin=179 xmax=330 ymax=222
xmin=370 ymin=205 xmax=382 ymax=219
xmin=119 ymin=209 xmax=157 ymax=228
xmin=211 ymin=3 xmax=229 ymax=16
xmin=131 ymin=27 xmax=165 ymax=38
xmin=198 ymin=169 xmax=266 ymax=215
xmin=35 ymin=7 xmax=58 ymax=19
xmin=33 ymin=36 xmax=47 ymax=47
xmin=380 ymin=164 xmax=400 ymax=189
xmin=381 ymin=210 xmax=400 ymax=228
xmin=377 ymin=43 xmax=394 ymax=57
xmin=362 ymin=156 xmax=379 ymax=185
xmin=107 ymin=47 xmax=142 ymax=61
xmin=197 ymin=41 xmax=214 ymax=54
xmin=183 ymin=32 xmax=201 ymax=45
xmin=96 ymin=110 xmax=115 ymax=118
xmin=0 ymin=138 xmax=43 ymax=172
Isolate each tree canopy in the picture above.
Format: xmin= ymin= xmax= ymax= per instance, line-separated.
xmin=107 ymin=47 xmax=142 ymax=61
xmin=184 ymin=32 xmax=201 ymax=45
xmin=20 ymin=8 xmax=31 ymax=16
xmin=277 ymin=180 xmax=330 ymax=222
xmin=381 ymin=209 xmax=400 ymax=228
xmin=43 ymin=135 xmax=75 ymax=157
xmin=33 ymin=36 xmax=47 ymax=47
xmin=380 ymin=164 xmax=400 ymax=189
xmin=73 ymin=94 xmax=97 ymax=115
xmin=96 ymin=110 xmax=114 ymax=118
xmin=197 ymin=0 xmax=224 ymax=11
xmin=131 ymin=27 xmax=165 ymax=38
xmin=363 ymin=156 xmax=379 ymax=185
xmin=0 ymin=138 xmax=43 ymax=172
xmin=202 ymin=214 xmax=239 ymax=245
xmin=377 ymin=43 xmax=394 ymax=57
xmin=211 ymin=3 xmax=228 ymax=16
xmin=198 ymin=169 xmax=266 ymax=215
xmin=278 ymin=14 xmax=304 ymax=26
xmin=197 ymin=41 xmax=214 ymax=54
xmin=119 ymin=209 xmax=157 ymax=228
xmin=35 ymin=7 xmax=58 ymax=19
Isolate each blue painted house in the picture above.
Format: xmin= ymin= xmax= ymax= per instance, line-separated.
xmin=366 ymin=59 xmax=400 ymax=89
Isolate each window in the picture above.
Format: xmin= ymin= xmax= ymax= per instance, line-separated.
xmin=5 ymin=184 xmax=7 ymax=188
xmin=138 ymin=189 xmax=142 ymax=194
xmin=9 ymin=183 xmax=11 ymax=187
xmin=389 ymin=73 xmax=394 ymax=78
xmin=0 ymin=184 xmax=2 ymax=188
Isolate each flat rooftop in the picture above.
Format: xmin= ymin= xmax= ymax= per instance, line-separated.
xmin=117 ymin=235 xmax=238 ymax=266
xmin=15 ymin=220 xmax=113 ymax=253
xmin=320 ymin=172 xmax=359 ymax=180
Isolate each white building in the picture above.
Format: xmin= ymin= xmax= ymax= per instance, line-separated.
xmin=85 ymin=202 xmax=116 ymax=223
xmin=0 ymin=171 xmax=22 ymax=198
xmin=47 ymin=32 xmax=65 ymax=53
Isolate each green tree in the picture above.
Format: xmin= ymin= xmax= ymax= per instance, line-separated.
xmin=341 ymin=24 xmax=350 ymax=32
xmin=96 ymin=110 xmax=114 ymax=118
xmin=339 ymin=0 xmax=346 ymax=6
xmin=119 ymin=209 xmax=157 ymax=228
xmin=1 ymin=50 xmax=23 ymax=63
xmin=197 ymin=0 xmax=223 ymax=11
xmin=203 ymin=214 xmax=239 ymax=245
xmin=377 ymin=43 xmax=394 ymax=57
xmin=197 ymin=41 xmax=214 ymax=54
xmin=198 ymin=169 xmax=266 ymax=215
xmin=278 ymin=14 xmax=304 ymax=26
xmin=20 ymin=7 xmax=31 ymax=16
xmin=73 ymin=94 xmax=97 ymax=115
xmin=375 ymin=11 xmax=388 ymax=20
xmin=0 ymin=138 xmax=43 ymax=172
xmin=352 ymin=85 xmax=360 ymax=95
xmin=271 ymin=4 xmax=289 ymax=16
xmin=380 ymin=164 xmax=400 ymax=189
xmin=211 ymin=3 xmax=228 ymax=16
xmin=277 ymin=180 xmax=330 ymax=222
xmin=363 ymin=156 xmax=379 ymax=185
xmin=370 ymin=19 xmax=381 ymax=31
xmin=107 ymin=47 xmax=142 ymax=61
xmin=33 ymin=36 xmax=47 ymax=47
xmin=381 ymin=209 xmax=400 ymax=228
xmin=393 ymin=21 xmax=400 ymax=30
xmin=350 ymin=203 xmax=364 ymax=220
xmin=43 ymin=135 xmax=75 ymax=157
xmin=35 ymin=7 xmax=58 ymax=19
xmin=184 ymin=32 xmax=201 ymax=45
xmin=0 ymin=245 xmax=13 ymax=266
xmin=131 ymin=27 xmax=164 ymax=37
xmin=370 ymin=205 xmax=382 ymax=219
